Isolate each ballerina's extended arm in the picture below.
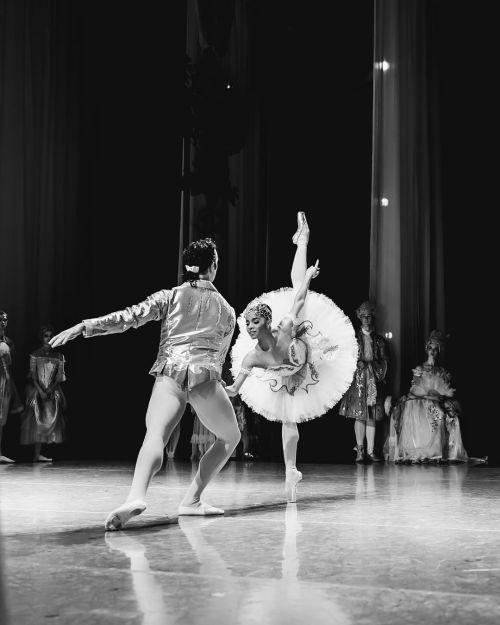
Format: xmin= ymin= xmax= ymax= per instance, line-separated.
xmin=225 ymin=352 xmax=256 ymax=397
xmin=290 ymin=260 xmax=320 ymax=320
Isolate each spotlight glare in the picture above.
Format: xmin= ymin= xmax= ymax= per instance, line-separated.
xmin=381 ymin=198 xmax=389 ymax=206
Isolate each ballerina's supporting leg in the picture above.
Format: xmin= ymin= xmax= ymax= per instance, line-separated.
xmin=282 ymin=422 xmax=302 ymax=503
xmin=104 ymin=376 xmax=186 ymax=531
xmin=178 ymin=381 xmax=240 ymax=515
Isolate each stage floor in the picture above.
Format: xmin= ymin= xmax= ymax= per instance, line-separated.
xmin=0 ymin=459 xmax=499 ymax=625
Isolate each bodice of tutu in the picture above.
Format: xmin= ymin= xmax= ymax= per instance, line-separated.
xmin=254 ymin=337 xmax=307 ymax=382
xmin=410 ymin=365 xmax=454 ymax=398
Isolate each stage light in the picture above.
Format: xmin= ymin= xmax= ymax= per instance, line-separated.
xmin=381 ymin=198 xmax=389 ymax=206
xmin=384 ymin=331 xmax=393 ymax=339
xmin=375 ymin=60 xmax=390 ymax=71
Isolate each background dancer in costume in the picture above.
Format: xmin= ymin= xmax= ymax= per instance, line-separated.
xmin=0 ymin=310 xmax=24 ymax=463
xmin=20 ymin=324 xmax=67 ymax=462
xmin=339 ymin=301 xmax=390 ymax=463
xmin=386 ymin=330 xmax=485 ymax=464
xmin=226 ymin=213 xmax=357 ymax=502
xmin=50 ymin=238 xmax=240 ymax=530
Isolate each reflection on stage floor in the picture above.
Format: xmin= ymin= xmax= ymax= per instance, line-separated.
xmin=0 ymin=460 xmax=499 ymax=624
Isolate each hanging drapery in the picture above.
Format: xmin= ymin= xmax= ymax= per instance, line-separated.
xmin=181 ymin=0 xmax=270 ymax=313
xmin=0 ymin=0 xmax=81 ymax=365
xmin=370 ymin=0 xmax=445 ymax=396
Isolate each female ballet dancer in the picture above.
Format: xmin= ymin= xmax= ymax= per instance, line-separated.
xmin=50 ymin=238 xmax=240 ymax=530
xmin=226 ymin=213 xmax=358 ymax=501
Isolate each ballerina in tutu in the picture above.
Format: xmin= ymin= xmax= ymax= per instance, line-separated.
xmin=226 ymin=212 xmax=358 ymax=502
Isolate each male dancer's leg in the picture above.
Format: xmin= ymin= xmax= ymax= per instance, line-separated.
xmin=105 ymin=376 xmax=186 ymax=530
xmin=179 ymin=381 xmax=240 ymax=515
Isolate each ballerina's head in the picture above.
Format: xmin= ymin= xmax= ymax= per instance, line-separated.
xmin=244 ymin=300 xmax=272 ymax=340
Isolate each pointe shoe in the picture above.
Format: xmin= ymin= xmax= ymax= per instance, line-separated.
xmin=366 ymin=452 xmax=381 ymax=463
xmin=0 ymin=455 xmax=15 ymax=464
xmin=292 ymin=212 xmax=309 ymax=245
xmin=285 ymin=467 xmax=302 ymax=503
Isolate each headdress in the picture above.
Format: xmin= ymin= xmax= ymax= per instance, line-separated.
xmin=356 ymin=300 xmax=376 ymax=319
xmin=425 ymin=329 xmax=447 ymax=352
xmin=244 ymin=299 xmax=272 ymax=324
xmin=185 ymin=264 xmax=199 ymax=273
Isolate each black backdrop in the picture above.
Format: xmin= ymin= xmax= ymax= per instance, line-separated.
xmin=1 ymin=1 xmax=496 ymax=464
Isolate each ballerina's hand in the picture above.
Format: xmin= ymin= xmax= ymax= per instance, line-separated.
xmin=49 ymin=323 xmax=85 ymax=348
xmin=307 ymin=259 xmax=320 ymax=280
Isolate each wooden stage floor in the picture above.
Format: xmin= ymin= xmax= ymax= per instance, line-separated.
xmin=0 ymin=459 xmax=499 ymax=624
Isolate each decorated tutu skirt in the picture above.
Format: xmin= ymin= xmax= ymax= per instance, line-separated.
xmin=230 ymin=288 xmax=358 ymax=423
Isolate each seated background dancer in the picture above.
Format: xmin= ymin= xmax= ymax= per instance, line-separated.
xmin=50 ymin=237 xmax=240 ymax=530
xmin=386 ymin=330 xmax=486 ymax=464
xmin=226 ymin=212 xmax=358 ymax=502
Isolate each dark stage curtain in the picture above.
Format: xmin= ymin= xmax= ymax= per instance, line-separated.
xmin=0 ymin=0 xmax=82 ymax=365
xmin=370 ymin=0 xmax=445 ymax=397
xmin=184 ymin=0 xmax=375 ymax=462
xmin=0 ymin=1 xmax=186 ymax=461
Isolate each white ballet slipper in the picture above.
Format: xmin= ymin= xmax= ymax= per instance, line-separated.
xmin=0 ymin=455 xmax=15 ymax=463
xmin=104 ymin=499 xmax=147 ymax=531
xmin=177 ymin=502 xmax=224 ymax=516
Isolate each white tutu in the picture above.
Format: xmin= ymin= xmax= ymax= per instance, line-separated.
xmin=230 ymin=288 xmax=358 ymax=423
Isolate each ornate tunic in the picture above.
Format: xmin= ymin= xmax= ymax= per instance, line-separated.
xmin=83 ymin=280 xmax=235 ymax=391
xmin=339 ymin=329 xmax=389 ymax=422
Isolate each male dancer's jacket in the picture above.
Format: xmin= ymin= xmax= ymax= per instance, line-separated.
xmin=83 ymin=280 xmax=235 ymax=390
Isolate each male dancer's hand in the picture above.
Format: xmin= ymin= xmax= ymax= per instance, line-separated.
xmin=49 ymin=323 xmax=85 ymax=348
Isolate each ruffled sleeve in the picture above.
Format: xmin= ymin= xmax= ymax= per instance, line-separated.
xmin=83 ymin=289 xmax=172 ymax=337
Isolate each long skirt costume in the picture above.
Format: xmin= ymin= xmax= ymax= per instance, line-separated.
xmin=20 ymin=348 xmax=67 ymax=445
xmin=387 ymin=365 xmax=468 ymax=462
xmin=231 ymin=288 xmax=358 ymax=423
xmin=0 ymin=337 xmax=23 ymax=427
